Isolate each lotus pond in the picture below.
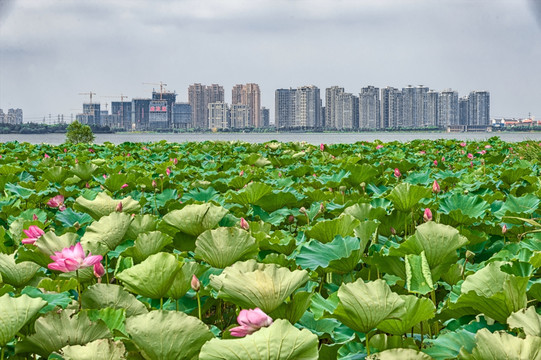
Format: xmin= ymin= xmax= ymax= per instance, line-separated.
xmin=0 ymin=138 xmax=541 ymax=359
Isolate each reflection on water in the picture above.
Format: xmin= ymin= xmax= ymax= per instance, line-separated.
xmin=1 ymin=132 xmax=541 ymax=145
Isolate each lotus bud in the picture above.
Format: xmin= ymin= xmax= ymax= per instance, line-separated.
xmin=240 ymin=170 xmax=244 ymax=176
xmin=319 ymin=202 xmax=325 ymax=213
xmin=173 ymin=158 xmax=178 ymax=165
xmin=502 ymin=224 xmax=507 ymax=234
xmin=191 ymin=275 xmax=201 ymax=292
xmin=467 ymin=153 xmax=474 ymax=159
xmin=299 ymin=207 xmax=307 ymax=214
xmin=230 ymin=308 xmax=273 ymax=337
xmin=390 ymin=227 xmax=396 ymax=235
xmin=320 ymin=143 xmax=325 ymax=151
xmin=152 ymin=179 xmax=157 ymax=188
xmin=441 ymin=156 xmax=445 ymax=162
xmin=339 ymin=186 xmax=346 ymax=193
xmin=33 ymin=214 xmax=38 ymax=221
xmin=460 ymin=142 xmax=467 ymax=147
xmin=166 ymin=167 xmax=171 ymax=176
xmin=423 ymin=208 xmax=433 ymax=222
xmin=116 ymin=202 xmax=123 ymax=212
xmin=85 ymin=182 xmax=89 ymax=188
xmin=394 ymin=168 xmax=401 ymax=178
xmin=288 ymin=215 xmax=295 ymax=223
xmin=465 ymin=250 xmax=475 ymax=260
xmin=44 ymin=153 xmax=50 ymax=158
xmin=432 ymin=180 xmax=440 ymax=193
xmin=376 ymin=144 xmax=383 ymax=150
xmin=93 ymin=262 xmax=105 ymax=279
xmin=240 ymin=217 xmax=250 ymax=231
xmin=433 ymin=160 xmax=438 ymax=166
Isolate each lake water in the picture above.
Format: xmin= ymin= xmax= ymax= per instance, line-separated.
xmin=1 ymin=132 xmax=540 ymax=145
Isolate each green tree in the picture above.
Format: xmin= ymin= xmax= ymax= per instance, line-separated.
xmin=65 ymin=121 xmax=95 ymax=144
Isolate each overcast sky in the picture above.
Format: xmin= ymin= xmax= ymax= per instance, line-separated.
xmin=0 ymin=0 xmax=540 ymax=123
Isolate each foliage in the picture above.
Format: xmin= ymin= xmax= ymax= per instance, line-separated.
xmin=65 ymin=120 xmax=95 ymax=144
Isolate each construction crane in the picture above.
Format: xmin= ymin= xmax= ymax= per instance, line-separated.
xmin=142 ymin=82 xmax=167 ymax=99
xmin=101 ymin=94 xmax=130 ymax=129
xmin=78 ymin=91 xmax=97 ymax=125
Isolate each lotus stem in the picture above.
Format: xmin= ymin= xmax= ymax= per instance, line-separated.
xmin=76 ymin=270 xmax=81 ymax=311
xmin=196 ymin=292 xmax=202 ymax=320
xmin=105 ymin=255 xmax=110 ymax=284
xmin=160 ymin=297 xmax=163 ymax=310
xmin=365 ymin=335 xmax=370 ymax=356
xmin=1 ymin=346 xmax=4 ymax=360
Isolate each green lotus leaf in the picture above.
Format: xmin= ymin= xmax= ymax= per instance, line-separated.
xmin=0 ymin=253 xmax=40 ymax=287
xmin=21 ymin=286 xmax=72 ymax=313
xmin=125 ymin=214 xmax=159 ymax=239
xmin=377 ymin=295 xmax=435 ymax=335
xmin=328 ymin=279 xmax=405 ymax=333
xmin=229 ymin=182 xmax=273 ymax=205
xmin=451 ymin=262 xmax=528 ymax=323
xmin=209 ymin=260 xmax=309 ymax=313
xmin=368 ymin=334 xmax=418 ymax=352
xmin=4 ymin=182 xmax=35 ymax=199
xmin=162 ymin=203 xmax=228 ymax=236
xmin=405 ymin=251 xmax=434 ymax=295
xmin=507 ymin=306 xmax=541 ymax=336
xmin=255 ymin=191 xmax=300 ymax=212
xmin=500 ymin=166 xmax=532 ymax=185
xmin=423 ymin=329 xmax=477 ymax=360
xmin=367 ymin=348 xmax=433 ymax=360
xmin=16 ymin=310 xmax=111 ymax=357
xmin=81 ymin=284 xmax=148 ymax=317
xmin=74 ymin=192 xmax=141 ymax=220
xmin=386 ymin=182 xmax=431 ymax=212
xmin=104 ymin=173 xmax=129 ymax=192
xmin=70 ymin=162 xmax=98 ymax=181
xmin=117 ymin=252 xmax=182 ymax=299
xmin=494 ymin=194 xmax=540 ymax=218
xmin=38 ymin=278 xmax=79 ymax=293
xmin=55 ymin=208 xmax=94 ymax=228
xmin=42 ymin=166 xmax=69 ymax=183
xmin=296 ymin=236 xmax=363 ymax=273
xmin=60 ymin=339 xmax=126 ymax=360
xmin=121 ymin=231 xmax=173 ymax=263
xmin=344 ymin=203 xmax=387 ymax=221
xmin=389 ymin=222 xmax=468 ymax=281
xmin=269 ymin=290 xmax=313 ymax=324
xmin=36 ymin=231 xmax=79 ymax=257
xmin=439 ymin=194 xmax=490 ymax=224
xmin=87 ymin=307 xmax=126 ymax=335
xmin=345 ymin=163 xmax=379 ymax=185
xmin=306 ymin=215 xmax=360 ymax=243
xmin=317 ymin=169 xmax=350 ymax=187
xmin=80 ymin=212 xmax=133 ymax=256
xmin=199 ymin=319 xmax=318 ymax=360
xmin=167 ymin=261 xmax=208 ymax=299
xmin=0 ymin=294 xmax=47 ymax=346
xmin=364 ymin=252 xmax=406 ymax=280
xmin=458 ymin=329 xmax=541 ymax=359
xmin=126 ymin=310 xmax=213 ymax=360
xmin=195 ymin=227 xmax=258 ymax=268
xmin=353 ymin=219 xmax=380 ymax=249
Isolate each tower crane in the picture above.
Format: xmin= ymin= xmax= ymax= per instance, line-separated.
xmin=142 ymin=82 xmax=167 ymax=99
xmin=78 ymin=91 xmax=97 ymax=125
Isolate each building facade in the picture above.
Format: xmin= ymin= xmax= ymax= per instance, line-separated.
xmin=335 ymin=93 xmax=359 ymax=129
xmin=260 ymin=107 xmax=270 ymax=127
xmin=468 ymin=91 xmax=490 ymax=126
xmin=188 ymin=83 xmax=224 ymax=129
xmin=111 ymin=101 xmax=132 ymax=130
xmin=439 ymin=90 xmax=459 ymax=127
xmin=325 ymin=86 xmax=345 ymax=129
xmin=425 ymin=90 xmax=439 ymax=127
xmin=295 ymin=85 xmax=322 ymax=128
xmin=172 ymin=103 xmax=192 ymax=129
xmin=380 ymin=87 xmax=402 ymax=129
xmin=275 ymin=88 xmax=296 ymax=129
xmin=459 ymin=97 xmax=469 ymax=125
xmin=231 ymin=83 xmax=261 ymax=128
xmin=208 ymin=102 xmax=230 ymax=129
xmin=230 ymin=104 xmax=250 ymax=129
xmin=359 ymin=86 xmax=380 ymax=129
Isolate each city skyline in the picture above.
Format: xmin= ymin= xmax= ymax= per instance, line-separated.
xmin=0 ymin=0 xmax=540 ymax=121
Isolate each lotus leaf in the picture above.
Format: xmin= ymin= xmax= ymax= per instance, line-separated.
xmin=389 ymin=222 xmax=468 ymax=281
xmin=353 ymin=219 xmax=379 ymax=249
xmin=199 ymin=319 xmax=318 ymax=360
xmin=121 ymin=231 xmax=173 ymax=263
xmin=81 ymin=284 xmax=148 ymax=317
xmin=458 ymin=329 xmax=541 ymax=359
xmin=125 ymin=310 xmax=213 ymax=360
xmin=80 ymin=212 xmax=133 ymax=256
xmin=269 ymin=290 xmax=313 ymax=324
xmin=209 ymin=259 xmax=309 ymax=313
xmin=367 ymin=348 xmax=433 ymax=360
xmin=70 ymin=162 xmax=98 ymax=181
xmin=125 ymin=214 xmax=159 ymax=239
xmin=328 ymin=279 xmax=405 ymax=333
xmin=55 ymin=209 xmax=93 ymax=228
xmin=423 ymin=329 xmax=477 ymax=360
xmin=368 ymin=334 xmax=418 ymax=352
xmin=36 ymin=231 xmax=79 ymax=257
xmin=117 ymin=252 xmax=182 ymax=299
xmin=229 ymin=182 xmax=273 ymax=205
xmin=438 ymin=194 xmax=490 ymax=224
xmin=494 ymin=194 xmax=540 ymax=218
xmin=255 ymin=191 xmax=300 ymax=212
xmin=167 ymin=261 xmax=208 ymax=299
xmin=195 ymin=227 xmax=258 ymax=268
xmin=377 ymin=295 xmax=435 ymax=335
xmin=306 ymin=215 xmax=360 ymax=243
xmin=16 ymin=310 xmax=111 ymax=357
xmin=0 ymin=253 xmax=40 ymax=287
xmin=74 ymin=192 xmax=140 ymax=219
xmin=162 ymin=203 xmax=228 ymax=236
xmin=507 ymin=306 xmax=541 ymax=336
xmin=296 ymin=236 xmax=363 ymax=273
xmin=0 ymin=294 xmax=47 ymax=346
xmin=386 ymin=182 xmax=431 ymax=212
xmin=344 ymin=203 xmax=387 ymax=221
xmin=405 ymin=251 xmax=434 ymax=295
xmin=60 ymin=339 xmax=126 ymax=360
xmin=21 ymin=286 xmax=72 ymax=313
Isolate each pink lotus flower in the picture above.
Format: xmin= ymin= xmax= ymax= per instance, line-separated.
xmin=103 ymin=174 xmax=107 ymax=179
xmin=432 ymin=180 xmax=440 ymax=193
xmin=467 ymin=153 xmax=474 ymax=159
xmin=191 ymin=275 xmax=201 ymax=292
xmin=93 ymin=262 xmax=105 ymax=278
xmin=173 ymin=158 xmax=178 ymax=165
xmin=433 ymin=160 xmax=438 ymax=166
xmin=485 ymin=145 xmax=492 ymax=149
xmin=394 ymin=168 xmax=401 ymax=178
xmin=47 ymin=242 xmax=103 ymax=273
xmin=376 ymin=145 xmax=384 ymax=150
xmin=419 ymin=150 xmax=426 ymax=155
xmin=502 ymin=224 xmax=507 ymax=234
xmin=441 ymin=156 xmax=445 ymax=162
xmin=152 ymin=180 xmax=157 ymax=188
xmin=239 ymin=170 xmax=244 ymax=176
xmin=166 ymin=168 xmax=171 ymax=176
xmin=116 ymin=202 xmax=123 ymax=212
xmin=240 ymin=217 xmax=250 ymax=231
xmin=460 ymin=142 xmax=467 ymax=147
xmin=22 ymin=225 xmax=44 ymax=245
xmin=423 ymin=208 xmax=433 ymax=222
xmin=47 ymin=195 xmax=66 ymax=211
xmin=44 ymin=153 xmax=50 ymax=158
xmin=120 ymin=183 xmax=128 ymax=189
xmin=320 ymin=143 xmax=325 ymax=151
xmin=230 ymin=308 xmax=273 ymax=337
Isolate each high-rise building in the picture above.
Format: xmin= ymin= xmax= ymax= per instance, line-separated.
xmin=295 ymin=85 xmax=321 ymax=128
xmin=468 ymin=91 xmax=490 ymax=126
xmin=260 ymin=107 xmax=270 ymax=127
xmin=231 ymin=83 xmax=261 ymax=128
xmin=426 ymin=90 xmax=439 ymax=127
xmin=148 ymin=100 xmax=168 ymax=129
xmin=152 ymin=91 xmax=176 ymax=128
xmin=325 ymin=86 xmax=345 ymax=129
xmin=359 ymin=86 xmax=380 ymax=129
xmin=380 ymin=87 xmax=402 ymax=129
xmin=0 ymin=109 xmax=4 ymax=123
xmin=111 ymin=101 xmax=132 ymax=130
xmin=335 ymin=93 xmax=359 ymax=129
xmin=132 ymin=98 xmax=151 ymax=130
xmin=172 ymin=103 xmax=192 ymax=129
xmin=231 ymin=104 xmax=250 ymax=129
xmin=188 ymin=83 xmax=224 ymax=129
xmin=402 ymin=85 xmax=429 ymax=127
xmin=4 ymin=108 xmax=23 ymax=124
xmin=79 ymin=103 xmax=101 ymax=126
xmin=459 ymin=97 xmax=469 ymax=125
xmin=208 ymin=102 xmax=230 ymax=129
xmin=275 ymin=88 xmax=296 ymax=129
xmin=439 ymin=90 xmax=459 ymax=127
